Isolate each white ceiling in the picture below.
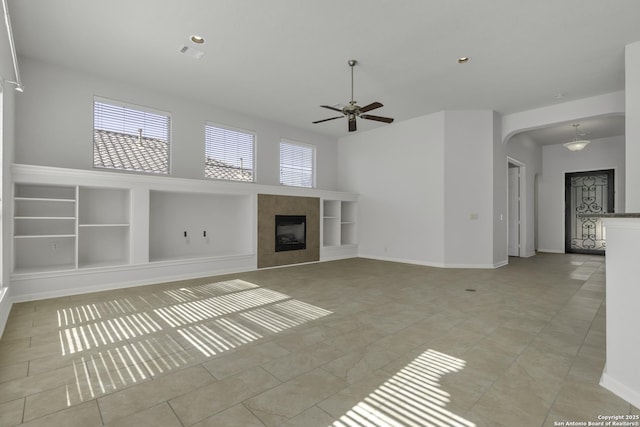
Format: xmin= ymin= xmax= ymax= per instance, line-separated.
xmin=8 ymin=0 xmax=640 ymax=139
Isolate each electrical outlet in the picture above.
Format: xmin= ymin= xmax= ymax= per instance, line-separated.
xmin=52 ymin=242 xmax=58 ymax=250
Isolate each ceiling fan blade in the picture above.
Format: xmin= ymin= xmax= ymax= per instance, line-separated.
xmin=321 ymin=105 xmax=344 ymax=113
xmin=359 ymin=102 xmax=383 ymax=113
xmin=348 ymin=118 xmax=357 ymax=132
xmin=312 ymin=116 xmax=343 ymax=124
xmin=361 ymin=114 xmax=394 ymax=124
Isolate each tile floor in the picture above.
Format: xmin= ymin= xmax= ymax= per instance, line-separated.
xmin=0 ymin=253 xmax=638 ymax=426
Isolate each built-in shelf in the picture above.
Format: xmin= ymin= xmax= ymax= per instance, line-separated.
xmin=13 ymin=183 xmax=131 ymax=273
xmin=322 ymin=199 xmax=357 ymax=248
xmin=10 ymin=164 xmax=356 ymax=300
xmin=79 ymin=224 xmax=130 ymax=227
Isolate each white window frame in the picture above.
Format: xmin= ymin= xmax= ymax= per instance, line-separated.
xmin=279 ymin=139 xmax=316 ymax=188
xmin=204 ymin=122 xmax=256 ymax=182
xmin=93 ymin=96 xmax=171 ymax=175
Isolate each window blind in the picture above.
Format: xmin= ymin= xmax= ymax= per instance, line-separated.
xmin=279 ymin=140 xmax=314 ymax=188
xmin=205 ymin=124 xmax=255 ymax=182
xmin=93 ymin=99 xmax=170 ymax=174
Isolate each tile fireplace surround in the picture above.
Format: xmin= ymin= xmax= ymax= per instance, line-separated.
xmin=257 ymin=194 xmax=320 ymax=268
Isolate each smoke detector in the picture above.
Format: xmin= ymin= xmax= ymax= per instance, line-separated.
xmin=178 ymin=45 xmax=204 ymax=59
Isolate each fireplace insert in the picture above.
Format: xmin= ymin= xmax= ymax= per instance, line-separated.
xmin=275 ymin=215 xmax=306 ymax=252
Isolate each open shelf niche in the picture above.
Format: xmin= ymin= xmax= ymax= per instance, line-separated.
xmin=322 ymin=198 xmax=357 ymax=249
xmin=78 ymin=187 xmax=131 ymax=268
xmin=148 ymin=190 xmax=253 ymax=262
xmin=13 ymin=184 xmax=77 ymax=273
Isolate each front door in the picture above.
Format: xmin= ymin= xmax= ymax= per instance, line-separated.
xmin=565 ymin=169 xmax=614 ymax=254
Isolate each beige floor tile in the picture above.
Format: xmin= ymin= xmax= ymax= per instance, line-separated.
xmin=19 ymin=400 xmax=102 ymax=427
xmin=103 ymin=402 xmax=182 ymax=427
xmin=0 ymin=397 xmax=25 ymax=426
xmin=468 ymin=386 xmax=549 ymax=427
xmin=98 ymin=364 xmax=214 ymax=424
xmin=244 ymin=368 xmax=348 ymax=426
xmin=262 ymin=343 xmax=345 ymax=382
xmin=0 ymin=364 xmax=76 ymax=405
xmin=169 ymin=366 xmax=280 ymax=426
xmin=317 ymin=370 xmax=390 ymax=418
xmin=472 ymin=325 xmax=536 ymax=358
xmin=1 ymin=254 xmax=634 ymax=426
xmin=280 ymin=405 xmax=336 ymax=427
xmin=549 ymin=379 xmax=631 ymax=422
xmin=201 ymin=340 xmax=289 ymax=379
xmin=320 ymin=344 xmax=400 ymax=384
xmin=190 ymin=404 xmax=265 ymax=427
xmin=24 ymin=384 xmax=75 ymax=422
xmin=424 ymin=324 xmax=488 ymax=356
xmin=0 ymin=361 xmax=29 ymax=383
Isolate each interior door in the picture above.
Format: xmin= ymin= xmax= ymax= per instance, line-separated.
xmin=565 ymin=169 xmax=614 ymax=254
xmin=508 ymin=166 xmax=520 ymax=256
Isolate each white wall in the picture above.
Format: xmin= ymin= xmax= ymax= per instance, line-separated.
xmin=15 ymin=56 xmax=339 ymax=190
xmin=538 ymin=136 xmax=625 ymax=253
xmin=493 ymin=113 xmax=508 ymax=265
xmin=626 ymin=41 xmax=640 ymax=211
xmin=443 ymin=110 xmax=500 ymax=267
xmin=600 ymin=218 xmax=640 ymax=408
xmin=338 ymin=110 xmax=503 ymax=268
xmin=506 ymin=133 xmax=543 ymax=257
xmin=338 ymin=113 xmax=446 ymax=266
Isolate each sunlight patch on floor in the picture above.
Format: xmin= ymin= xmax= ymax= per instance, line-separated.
xmin=334 ymin=349 xmax=476 ymax=427
xmin=53 ymin=279 xmax=332 ymax=406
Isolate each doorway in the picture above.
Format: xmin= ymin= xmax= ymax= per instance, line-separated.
xmin=564 ymin=169 xmax=614 ymax=254
xmin=507 ymin=158 xmax=525 ymax=257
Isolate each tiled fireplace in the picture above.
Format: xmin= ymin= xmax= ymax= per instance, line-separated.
xmin=257 ymin=194 xmax=319 ymax=268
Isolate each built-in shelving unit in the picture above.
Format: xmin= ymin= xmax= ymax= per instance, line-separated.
xmin=77 ymin=187 xmax=130 ymax=268
xmin=321 ymin=198 xmax=357 ymax=260
xmin=340 ymin=201 xmax=357 ymax=245
xmin=13 ymin=184 xmax=132 ymax=273
xmin=14 ymin=184 xmax=78 ymax=273
xmin=322 ymin=200 xmax=341 ymax=247
xmin=11 ymin=164 xmax=356 ymax=301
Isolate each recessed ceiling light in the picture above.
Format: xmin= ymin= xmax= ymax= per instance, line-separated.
xmin=457 ymin=57 xmax=470 ymax=64
xmin=191 ymin=35 xmax=205 ymax=44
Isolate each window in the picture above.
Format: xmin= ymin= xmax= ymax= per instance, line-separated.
xmin=205 ymin=123 xmax=255 ymax=182
xmin=280 ymin=140 xmax=315 ymax=188
xmin=93 ymin=98 xmax=170 ymax=174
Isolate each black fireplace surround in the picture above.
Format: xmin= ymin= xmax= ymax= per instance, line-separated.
xmin=275 ymin=215 xmax=306 ymax=252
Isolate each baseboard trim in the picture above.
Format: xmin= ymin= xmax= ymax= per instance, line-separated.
xmin=10 ymin=262 xmax=255 ymax=303
xmin=359 ymin=254 xmax=445 ymax=268
xmin=536 ymin=248 xmax=564 ymax=254
xmin=359 ymin=254 xmax=502 ymax=269
xmin=600 ymin=368 xmax=640 ymax=408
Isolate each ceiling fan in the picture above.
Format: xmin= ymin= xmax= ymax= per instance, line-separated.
xmin=313 ymin=60 xmax=394 ymax=132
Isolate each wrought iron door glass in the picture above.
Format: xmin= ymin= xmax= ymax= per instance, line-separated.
xmin=569 ymin=173 xmax=609 ymax=251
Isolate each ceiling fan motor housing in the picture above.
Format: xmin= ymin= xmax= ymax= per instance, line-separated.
xmin=312 ymin=59 xmax=394 ymax=132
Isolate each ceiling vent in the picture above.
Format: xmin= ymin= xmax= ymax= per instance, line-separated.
xmin=178 ymin=45 xmax=204 ymax=59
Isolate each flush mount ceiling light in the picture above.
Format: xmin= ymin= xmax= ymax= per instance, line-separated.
xmin=564 ymin=123 xmax=591 ymax=151
xmin=457 ymin=57 xmax=470 ymax=64
xmin=190 ymin=35 xmax=205 ymax=44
